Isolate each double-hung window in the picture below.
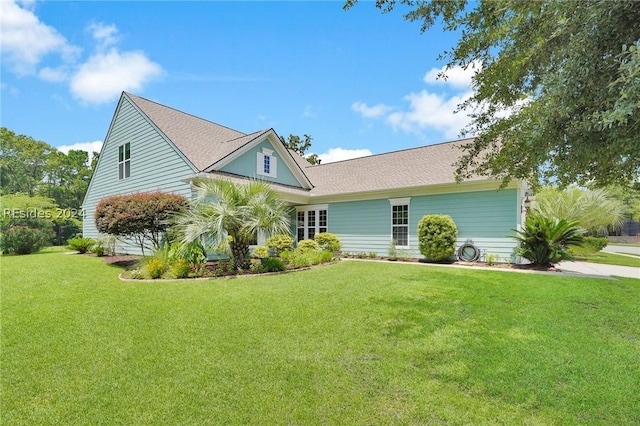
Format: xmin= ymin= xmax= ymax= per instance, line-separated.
xmin=390 ymin=198 xmax=410 ymax=248
xmin=296 ymin=205 xmax=328 ymax=241
xmin=118 ymin=142 xmax=131 ymax=180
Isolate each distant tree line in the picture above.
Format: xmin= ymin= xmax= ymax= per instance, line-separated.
xmin=0 ymin=127 xmax=99 ymax=253
xmin=1 ymin=127 xmax=98 ymax=210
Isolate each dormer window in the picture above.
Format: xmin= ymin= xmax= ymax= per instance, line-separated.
xmin=257 ymin=148 xmax=277 ymax=178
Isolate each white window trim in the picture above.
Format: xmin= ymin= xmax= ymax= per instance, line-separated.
xmin=257 ymin=148 xmax=277 ymax=178
xmin=296 ymin=204 xmax=328 ymax=241
xmin=118 ymin=142 xmax=131 ymax=180
xmin=389 ymin=198 xmax=411 ymax=249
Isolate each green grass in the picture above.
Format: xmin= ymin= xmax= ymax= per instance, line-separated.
xmin=2 ymin=248 xmax=640 ymax=425
xmin=573 ymin=250 xmax=640 ymax=268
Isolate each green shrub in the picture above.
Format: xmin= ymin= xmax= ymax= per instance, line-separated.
xmin=146 ymin=258 xmax=166 ymax=279
xmin=514 ymin=214 xmax=585 ymax=266
xmin=290 ymin=251 xmax=315 ymax=268
xmin=67 ymin=237 xmax=96 ymax=254
xmin=260 ymin=257 xmax=286 ymax=272
xmin=417 ymin=214 xmax=458 ymax=262
xmin=314 ymin=232 xmax=341 ymax=252
xmin=0 ymin=218 xmax=55 ymax=255
xmin=582 ymin=236 xmax=608 ymax=252
xmin=388 ymin=240 xmax=398 ymax=260
xmin=252 ymin=245 xmax=269 ymax=258
xmin=266 ymin=234 xmax=294 ymax=255
xmin=317 ymin=249 xmax=334 ymax=264
xmin=296 ymin=239 xmax=320 ymax=253
xmin=279 ymin=250 xmax=293 ymax=264
xmin=170 ymin=259 xmax=191 ymax=279
xmin=168 ymin=240 xmax=207 ymax=269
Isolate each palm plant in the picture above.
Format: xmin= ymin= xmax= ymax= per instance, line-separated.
xmin=513 ymin=214 xmax=585 ymax=266
xmin=172 ymin=178 xmax=293 ymax=270
xmin=533 ymin=186 xmax=626 ymax=236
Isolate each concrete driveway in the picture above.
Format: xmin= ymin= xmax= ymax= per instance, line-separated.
xmin=603 ymin=244 xmax=640 ymax=256
xmin=557 ymin=261 xmax=640 ymax=279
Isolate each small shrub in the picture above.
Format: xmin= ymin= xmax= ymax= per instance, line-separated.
xmin=129 ymin=268 xmax=146 ymax=279
xmin=252 ymin=245 xmax=269 ymax=259
xmin=297 ymin=239 xmax=320 ymax=253
xmin=92 ymin=239 xmax=107 ymax=256
xmin=171 ymin=259 xmax=191 ymax=279
xmin=485 ymin=253 xmax=499 ymax=265
xmin=513 ymin=214 xmax=584 ymax=266
xmin=260 ymin=257 xmax=286 ymax=272
xmin=67 ymin=237 xmax=96 ymax=254
xmin=266 ymin=234 xmax=294 ymax=255
xmin=290 ymin=251 xmax=315 ymax=268
xmin=368 ymin=252 xmax=377 ymax=258
xmin=397 ymin=249 xmax=411 ymax=261
xmin=146 ymin=258 xmax=166 ymax=279
xmin=0 ymin=221 xmax=54 ymax=255
xmin=356 ymin=252 xmax=368 ymax=259
xmin=279 ymin=250 xmax=293 ymax=265
xmin=388 ymin=240 xmax=398 ymax=260
xmin=314 ymin=232 xmax=341 ymax=252
xmin=418 ymin=214 xmax=458 ymax=262
xmin=317 ymin=249 xmax=334 ymax=264
xmin=582 ymin=236 xmax=608 ymax=252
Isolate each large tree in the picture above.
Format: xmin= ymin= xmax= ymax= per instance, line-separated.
xmin=0 ymin=127 xmax=97 ymax=209
xmin=172 ymin=178 xmax=292 ymax=270
xmin=345 ymin=0 xmax=640 ymax=187
xmin=279 ymin=134 xmax=320 ymax=165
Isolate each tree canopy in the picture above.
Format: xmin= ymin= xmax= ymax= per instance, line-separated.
xmin=279 ymin=134 xmax=320 ymax=165
xmin=0 ymin=127 xmax=97 ymax=209
xmin=345 ymin=0 xmax=640 ymax=188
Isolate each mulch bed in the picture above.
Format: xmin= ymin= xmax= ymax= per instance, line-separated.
xmin=94 ymin=253 xmax=559 ymax=274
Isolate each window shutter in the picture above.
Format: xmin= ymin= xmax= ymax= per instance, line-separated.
xmin=257 ymin=152 xmax=264 ymax=175
xmin=271 ymin=157 xmax=277 ymax=177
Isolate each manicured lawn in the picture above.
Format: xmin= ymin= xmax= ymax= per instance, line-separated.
xmin=576 ymin=251 xmax=640 ymax=268
xmin=2 ymin=248 xmax=639 ymax=425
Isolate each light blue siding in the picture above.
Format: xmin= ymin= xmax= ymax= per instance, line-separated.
xmin=326 ymin=189 xmax=519 ymax=262
xmin=82 ymin=96 xmax=196 ymax=254
xmin=220 ymin=140 xmax=302 ymax=187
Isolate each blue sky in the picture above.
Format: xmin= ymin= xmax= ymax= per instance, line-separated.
xmin=1 ymin=0 xmax=478 ymax=163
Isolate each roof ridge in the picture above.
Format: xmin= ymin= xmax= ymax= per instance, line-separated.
xmin=223 ymin=128 xmax=270 ymax=143
xmin=307 ymin=137 xmax=475 ymax=168
xmin=125 ymin=92 xmax=246 ymax=136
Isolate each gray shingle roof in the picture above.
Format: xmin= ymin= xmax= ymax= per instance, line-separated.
xmin=126 ymin=93 xmax=249 ymax=171
xmin=124 ymin=92 xmax=485 ymax=197
xmin=303 ymin=139 xmax=480 ymax=196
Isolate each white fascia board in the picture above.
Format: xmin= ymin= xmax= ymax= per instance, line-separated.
xmin=206 ymin=129 xmax=313 ymax=190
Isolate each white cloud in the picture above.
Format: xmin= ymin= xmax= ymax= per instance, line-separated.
xmin=39 ymin=66 xmax=69 ymax=82
xmin=351 ymin=101 xmax=393 ymax=118
xmin=1 ymin=1 xmax=164 ymax=104
xmin=0 ymin=0 xmax=81 ymax=75
xmin=317 ymin=147 xmax=372 ymax=164
xmin=386 ymin=89 xmax=474 ymax=139
xmin=423 ymin=61 xmax=481 ymax=89
xmin=57 ymin=140 xmax=103 ymax=156
xmin=87 ymin=22 xmax=119 ymax=51
xmin=352 ymin=62 xmax=482 ymax=141
xmin=70 ymin=49 xmax=163 ymax=104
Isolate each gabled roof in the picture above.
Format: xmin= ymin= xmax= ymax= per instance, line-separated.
xmin=126 ymin=93 xmax=248 ymax=171
xmin=123 ymin=93 xmax=499 ymax=199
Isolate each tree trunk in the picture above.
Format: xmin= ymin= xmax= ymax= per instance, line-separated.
xmin=230 ymin=239 xmax=251 ymax=270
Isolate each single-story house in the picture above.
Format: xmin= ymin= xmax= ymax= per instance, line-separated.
xmin=82 ymin=92 xmax=529 ymax=262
